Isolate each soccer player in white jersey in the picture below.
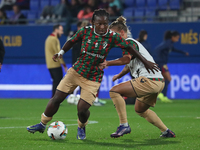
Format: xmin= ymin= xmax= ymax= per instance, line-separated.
xmin=99 ymin=16 xmax=176 ymax=138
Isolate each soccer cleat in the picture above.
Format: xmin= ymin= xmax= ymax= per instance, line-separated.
xmin=163 ymin=97 xmax=173 ymax=103
xmin=160 ymin=129 xmax=176 ymax=138
xmin=27 ymin=123 xmax=46 ymax=134
xmin=110 ymin=125 xmax=131 ymax=138
xmin=77 ymin=127 xmax=86 ymax=140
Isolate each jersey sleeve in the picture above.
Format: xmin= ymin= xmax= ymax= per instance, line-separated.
xmin=121 ymin=39 xmax=139 ymax=56
xmin=112 ymin=33 xmax=129 ymax=49
xmin=70 ymin=27 xmax=85 ymax=42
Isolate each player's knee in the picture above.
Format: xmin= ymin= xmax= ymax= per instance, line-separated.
xmin=109 ymin=91 xmax=120 ymax=99
xmin=135 ymin=110 xmax=148 ymax=118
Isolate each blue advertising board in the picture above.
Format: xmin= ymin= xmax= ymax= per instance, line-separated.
xmin=0 ymin=22 xmax=200 ymax=64
xmin=0 ymin=64 xmax=199 ymax=99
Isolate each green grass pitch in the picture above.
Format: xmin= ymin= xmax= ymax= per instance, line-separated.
xmin=0 ymin=99 xmax=200 ymax=150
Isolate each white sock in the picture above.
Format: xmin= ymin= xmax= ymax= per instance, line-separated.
xmin=40 ymin=122 xmax=46 ymax=127
xmin=120 ymin=122 xmax=129 ymax=127
xmin=162 ymin=128 xmax=169 ymax=134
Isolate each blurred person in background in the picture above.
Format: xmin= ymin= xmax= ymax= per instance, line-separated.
xmin=98 ymin=0 xmax=109 ymax=9
xmin=64 ymin=0 xmax=81 ymax=36
xmin=137 ymin=30 xmax=152 ymax=53
xmin=39 ymin=0 xmax=68 ymax=23
xmin=0 ymin=8 xmax=8 ymax=24
xmin=0 ymin=0 xmax=16 ymax=11
xmin=0 ymin=39 xmax=5 ymax=72
xmin=45 ymin=24 xmax=67 ymax=97
xmin=108 ymin=0 xmax=123 ymax=15
xmin=153 ymin=30 xmax=189 ymax=103
xmin=9 ymin=4 xmax=26 ymax=24
xmin=107 ymin=6 xmax=120 ymax=21
xmin=15 ymin=0 xmax=30 ymax=10
xmin=77 ymin=5 xmax=93 ymax=20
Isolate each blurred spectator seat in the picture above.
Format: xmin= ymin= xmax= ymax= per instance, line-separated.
xmin=40 ymin=0 xmax=50 ymax=9
xmin=6 ymin=11 xmax=14 ymax=18
xmin=30 ymin=0 xmax=40 ymax=11
xmin=27 ymin=11 xmax=37 ymax=23
xmin=169 ymin=0 xmax=180 ymax=10
xmin=135 ymin=0 xmax=146 ymax=8
xmin=147 ymin=0 xmax=157 ymax=9
xmin=124 ymin=0 xmax=135 ymax=8
xmin=158 ymin=0 xmax=168 ymax=10
xmin=50 ymin=0 xmax=60 ymax=6
xmin=123 ymin=7 xmax=134 ymax=22
xmin=134 ymin=8 xmax=145 ymax=22
xmin=145 ymin=8 xmax=157 ymax=21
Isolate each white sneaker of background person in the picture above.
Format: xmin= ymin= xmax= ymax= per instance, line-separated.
xmin=74 ymin=94 xmax=80 ymax=105
xmin=67 ymin=94 xmax=75 ymax=104
xmin=93 ymin=97 xmax=104 ymax=106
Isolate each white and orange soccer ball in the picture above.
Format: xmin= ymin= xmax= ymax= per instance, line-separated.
xmin=47 ymin=121 xmax=68 ymax=140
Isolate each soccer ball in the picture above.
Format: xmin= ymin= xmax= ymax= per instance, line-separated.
xmin=47 ymin=121 xmax=68 ymax=140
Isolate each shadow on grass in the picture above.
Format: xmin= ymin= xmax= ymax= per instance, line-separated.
xmin=72 ymin=138 xmax=180 ymax=148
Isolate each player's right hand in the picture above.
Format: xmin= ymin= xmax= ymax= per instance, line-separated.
xmin=112 ymin=74 xmax=120 ymax=81
xmin=52 ymin=53 xmax=63 ymax=62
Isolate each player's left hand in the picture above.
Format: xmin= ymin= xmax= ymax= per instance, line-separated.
xmin=144 ymin=61 xmax=160 ymax=74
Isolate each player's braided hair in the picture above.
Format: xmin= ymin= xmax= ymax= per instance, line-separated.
xmin=109 ymin=16 xmax=130 ymax=33
xmin=91 ymin=9 xmax=110 ymax=23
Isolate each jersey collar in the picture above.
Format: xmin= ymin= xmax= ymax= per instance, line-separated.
xmin=93 ymin=26 xmax=108 ymax=36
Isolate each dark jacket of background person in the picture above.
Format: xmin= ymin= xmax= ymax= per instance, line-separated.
xmin=153 ymin=39 xmax=186 ymax=64
xmin=0 ymin=9 xmax=8 ymax=25
xmin=0 ymin=39 xmax=5 ymax=68
xmin=137 ymin=30 xmax=151 ymax=53
xmin=9 ymin=4 xmax=26 ymax=24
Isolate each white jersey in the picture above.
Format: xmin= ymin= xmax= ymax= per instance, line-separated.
xmin=126 ymin=38 xmax=163 ymax=79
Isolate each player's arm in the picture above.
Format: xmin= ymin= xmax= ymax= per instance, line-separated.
xmin=112 ymin=65 xmax=130 ymax=81
xmin=125 ymin=45 xmax=159 ymax=74
xmin=107 ymin=54 xmax=131 ymax=66
xmin=172 ymin=47 xmax=189 ymax=56
xmin=53 ymin=28 xmax=85 ymax=62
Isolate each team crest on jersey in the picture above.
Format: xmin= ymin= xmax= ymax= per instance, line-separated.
xmin=103 ymin=41 xmax=107 ymax=49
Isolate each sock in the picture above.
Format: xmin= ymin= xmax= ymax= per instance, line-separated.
xmin=77 ymin=119 xmax=88 ymax=128
xmin=162 ymin=128 xmax=169 ymax=134
xmin=137 ymin=109 xmax=167 ymax=132
xmin=73 ymin=86 xmax=80 ymax=96
xmin=109 ymin=91 xmax=128 ymax=124
xmin=162 ymin=79 xmax=170 ymax=96
xmin=41 ymin=113 xmax=52 ymax=125
xmin=120 ymin=122 xmax=129 ymax=127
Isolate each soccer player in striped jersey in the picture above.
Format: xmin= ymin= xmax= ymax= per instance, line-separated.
xmin=27 ymin=9 xmax=159 ymax=140
xmin=99 ymin=16 xmax=175 ymax=138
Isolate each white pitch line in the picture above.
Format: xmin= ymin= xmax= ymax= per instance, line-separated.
xmin=0 ymin=120 xmax=98 ymax=129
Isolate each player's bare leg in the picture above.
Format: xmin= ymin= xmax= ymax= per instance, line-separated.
xmin=110 ymin=81 xmax=137 ymax=138
xmin=27 ymin=90 xmax=69 ymax=133
xmin=159 ymin=71 xmax=173 ymax=103
xmin=76 ymin=98 xmax=91 ymax=140
xmin=135 ymin=100 xmax=175 ymax=137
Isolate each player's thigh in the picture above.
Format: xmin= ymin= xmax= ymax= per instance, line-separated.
xmin=110 ymin=81 xmax=137 ymax=98
xmin=134 ymin=99 xmax=151 ymax=113
xmin=57 ymin=68 xmax=78 ymax=94
xmin=79 ymin=80 xmax=101 ymax=105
